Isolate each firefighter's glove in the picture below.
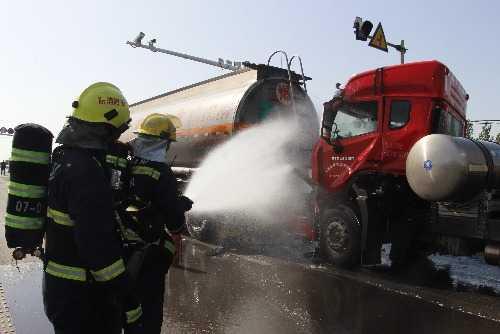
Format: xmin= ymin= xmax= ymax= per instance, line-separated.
xmin=179 ymin=195 xmax=193 ymax=212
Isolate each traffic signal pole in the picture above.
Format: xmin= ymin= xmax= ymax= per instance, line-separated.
xmin=366 ymin=35 xmax=406 ymax=64
xmin=354 ymin=17 xmax=407 ymax=64
xmin=387 ymin=39 xmax=406 ymax=64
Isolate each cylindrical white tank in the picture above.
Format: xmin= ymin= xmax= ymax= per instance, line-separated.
xmin=406 ymin=134 xmax=500 ymax=202
xmin=124 ymin=65 xmax=318 ymax=169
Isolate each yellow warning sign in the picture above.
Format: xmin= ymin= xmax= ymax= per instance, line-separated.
xmin=369 ymin=23 xmax=388 ymax=52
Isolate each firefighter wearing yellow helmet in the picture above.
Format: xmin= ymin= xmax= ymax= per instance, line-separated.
xmin=43 ymin=82 xmax=143 ymax=334
xmin=135 ymin=113 xmax=181 ymax=141
xmin=120 ymin=113 xmax=192 ymax=334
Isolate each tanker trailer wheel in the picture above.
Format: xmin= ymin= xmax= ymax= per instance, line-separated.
xmin=320 ymin=205 xmax=361 ymax=268
xmin=186 ymin=213 xmax=220 ymax=244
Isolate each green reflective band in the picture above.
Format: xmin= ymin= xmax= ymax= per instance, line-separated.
xmin=5 ymin=213 xmax=44 ymax=230
xmin=47 ymin=208 xmax=74 ymax=227
xmin=132 ymin=166 xmax=160 ymax=180
xmin=106 ymin=155 xmax=117 ymax=164
xmin=8 ymin=181 xmax=46 ymax=198
xmin=11 ymin=148 xmax=50 ymax=165
xmin=124 ymin=228 xmax=143 ymax=242
xmin=118 ymin=159 xmax=127 ymax=168
xmin=45 ymin=261 xmax=87 ymax=282
xmin=164 ymin=240 xmax=176 ymax=255
xmin=126 ymin=305 xmax=143 ymax=324
xmin=106 ymin=155 xmax=127 ymax=168
xmin=90 ymin=258 xmax=126 ymax=282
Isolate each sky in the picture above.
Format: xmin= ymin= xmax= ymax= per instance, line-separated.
xmin=1 ymin=0 xmax=499 ymax=159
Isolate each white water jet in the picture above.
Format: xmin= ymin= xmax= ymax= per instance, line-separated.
xmin=184 ymin=117 xmax=311 ymax=224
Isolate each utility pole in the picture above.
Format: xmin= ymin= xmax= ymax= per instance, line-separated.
xmin=353 ymin=17 xmax=407 ymax=64
xmin=126 ymin=32 xmax=244 ymax=71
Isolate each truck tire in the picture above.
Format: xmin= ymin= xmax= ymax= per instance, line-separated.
xmin=320 ymin=206 xmax=361 ymax=268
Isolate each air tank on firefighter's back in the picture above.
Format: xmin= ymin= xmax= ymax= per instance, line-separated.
xmin=406 ymin=134 xmax=500 ymax=202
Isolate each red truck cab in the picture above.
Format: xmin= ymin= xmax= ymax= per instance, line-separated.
xmin=311 ymin=61 xmax=469 ymax=267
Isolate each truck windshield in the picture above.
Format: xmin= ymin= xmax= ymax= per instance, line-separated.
xmin=333 ymin=101 xmax=378 ymax=138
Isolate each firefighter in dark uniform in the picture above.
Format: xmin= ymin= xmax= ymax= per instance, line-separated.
xmin=43 ymin=82 xmax=142 ymax=334
xmin=122 ymin=113 xmax=192 ymax=334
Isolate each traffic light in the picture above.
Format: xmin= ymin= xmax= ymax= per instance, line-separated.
xmin=353 ymin=17 xmax=373 ymax=41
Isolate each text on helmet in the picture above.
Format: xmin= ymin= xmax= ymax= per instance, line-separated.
xmin=98 ymin=96 xmax=127 ymax=107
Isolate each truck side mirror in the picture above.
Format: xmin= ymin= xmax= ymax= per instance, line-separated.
xmin=321 ymin=102 xmax=338 ymax=140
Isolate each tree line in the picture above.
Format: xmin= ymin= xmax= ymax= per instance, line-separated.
xmin=466 ymin=121 xmax=500 ymax=143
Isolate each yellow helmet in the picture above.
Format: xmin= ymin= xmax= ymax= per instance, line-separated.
xmin=71 ymin=82 xmax=131 ymax=130
xmin=136 ymin=113 xmax=181 ymax=141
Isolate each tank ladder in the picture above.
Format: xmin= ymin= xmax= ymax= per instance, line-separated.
xmin=267 ymin=51 xmax=308 ymax=117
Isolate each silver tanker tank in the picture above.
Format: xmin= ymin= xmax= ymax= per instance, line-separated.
xmin=123 ymin=63 xmax=319 ymax=170
xmin=406 ymin=134 xmax=500 ymax=202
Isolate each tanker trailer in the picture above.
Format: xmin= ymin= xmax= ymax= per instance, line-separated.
xmin=122 ymin=62 xmax=319 ymax=244
xmin=123 ymin=62 xmax=318 ymax=171
xmin=406 ymin=134 xmax=500 ymax=265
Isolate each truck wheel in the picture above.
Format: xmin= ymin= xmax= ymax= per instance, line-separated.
xmin=320 ymin=206 xmax=361 ymax=268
